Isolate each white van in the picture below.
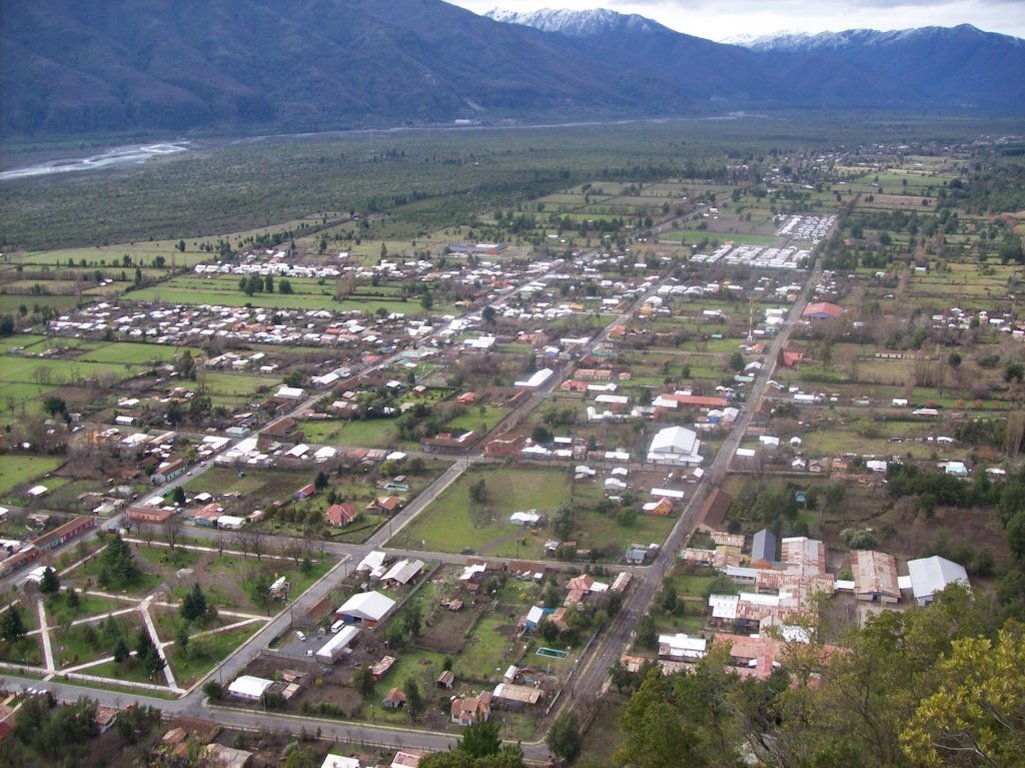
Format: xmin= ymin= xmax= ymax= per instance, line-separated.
xmin=295 ymin=630 xmax=306 ymax=642
xmin=330 ymin=620 xmax=345 ymax=634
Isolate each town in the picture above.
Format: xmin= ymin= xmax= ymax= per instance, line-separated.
xmin=0 ymin=128 xmax=1023 ymax=768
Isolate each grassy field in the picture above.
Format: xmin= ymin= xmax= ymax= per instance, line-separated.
xmin=390 ymin=466 xmax=672 ymax=560
xmin=0 ymin=455 xmax=63 ymax=497
xmin=126 ymin=274 xmax=448 ymax=315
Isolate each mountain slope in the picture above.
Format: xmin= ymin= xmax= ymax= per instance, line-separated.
xmin=489 ymin=9 xmax=1025 ymax=111
xmin=0 ymin=0 xmax=686 ymax=137
xmin=1 ymin=2 xmax=1023 ymax=139
xmin=727 ymin=23 xmax=1025 ymax=109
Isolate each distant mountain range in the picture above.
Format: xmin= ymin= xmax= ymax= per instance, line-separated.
xmin=1 ymin=1 xmax=1022 ymax=140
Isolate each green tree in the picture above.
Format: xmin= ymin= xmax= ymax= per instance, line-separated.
xmin=546 ymin=710 xmax=582 ymax=762
xmin=314 ymin=471 xmax=329 ymax=491
xmin=278 ymin=278 xmax=293 ymax=294
xmin=113 ymin=637 xmax=130 ymax=664
xmin=353 ymin=664 xmax=375 ymax=697
xmin=402 ymin=604 xmax=423 ymax=637
xmin=180 ymin=583 xmax=208 ymax=623
xmin=458 ymin=719 xmax=502 ymax=757
xmin=660 ymin=581 xmax=678 ymax=614
xmin=202 ymin=680 xmax=224 ymax=700
xmin=264 ymin=274 xmax=275 ymax=293
xmin=404 ymin=677 xmax=425 ymax=720
xmin=900 ymin=621 xmax=1025 ymax=767
xmin=39 ymin=567 xmax=60 ymax=596
xmin=1 ymin=605 xmax=27 ymax=642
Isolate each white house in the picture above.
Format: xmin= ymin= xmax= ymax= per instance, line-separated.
xmin=646 ymin=426 xmax=703 ymax=466
xmin=227 ymin=675 xmax=273 ymax=701
xmin=906 ymin=555 xmax=970 ymax=606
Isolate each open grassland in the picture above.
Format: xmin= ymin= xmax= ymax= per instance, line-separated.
xmin=125 ymin=273 xmax=453 ymax=316
xmin=0 ymin=454 xmax=63 ymax=497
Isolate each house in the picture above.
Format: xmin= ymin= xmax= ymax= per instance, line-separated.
xmin=853 ymin=550 xmax=900 ymax=604
xmin=750 ymin=529 xmax=778 ymax=567
xmin=391 ymin=752 xmax=423 ymax=768
xmin=370 ymin=496 xmax=404 ymax=513
xmin=382 ymin=687 xmax=406 ymax=710
xmin=204 ymin=744 xmax=254 ymax=768
xmin=626 ymin=544 xmax=657 ymax=565
xmin=696 ymin=488 xmax=734 ymax=534
xmin=802 ymin=302 xmax=843 ymax=320
xmin=227 ymin=675 xmax=273 ymax=701
xmin=906 ymin=555 xmax=970 ymax=606
xmin=436 ymin=670 xmax=455 ymax=689
xmin=325 ymin=503 xmax=359 ymax=527
xmin=522 ymin=605 xmax=545 ymax=633
xmin=151 ymin=458 xmax=187 ymax=485
xmin=646 ymin=425 xmax=703 ymax=466
xmin=95 ymin=706 xmax=118 ymax=734
xmin=294 ymin=483 xmax=316 ymax=501
xmin=321 ymin=756 xmax=361 ymax=768
xmin=641 ymin=497 xmax=674 ymax=516
xmin=420 ymin=430 xmax=480 ymax=455
xmin=127 ymin=505 xmax=175 ymax=524
xmin=336 ymin=591 xmax=396 ymax=627
xmin=658 ymin=633 xmax=707 ymax=662
xmin=381 ymin=558 xmax=425 ymax=586
xmin=491 ymin=683 xmax=543 ymax=710
xmin=451 ymin=692 xmax=492 ymax=726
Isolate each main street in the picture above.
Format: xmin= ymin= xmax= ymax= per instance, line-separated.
xmin=2 ymin=244 xmax=826 ymax=761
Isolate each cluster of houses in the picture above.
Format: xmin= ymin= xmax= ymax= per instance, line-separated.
xmin=666 ymin=516 xmax=973 ymax=679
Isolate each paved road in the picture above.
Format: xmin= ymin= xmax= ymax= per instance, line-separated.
xmin=568 ymin=257 xmax=823 ymax=707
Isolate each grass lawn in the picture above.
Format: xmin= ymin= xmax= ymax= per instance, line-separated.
xmin=452 ymin=616 xmax=522 ymax=683
xmin=170 ymin=625 xmax=263 ymax=688
xmin=70 ymin=555 xmax=163 ymax=597
xmin=86 ymin=657 xmax=170 ymax=686
xmin=55 ymin=614 xmax=147 ymax=668
xmin=389 ymin=467 xmax=581 ymax=556
xmin=0 ymin=455 xmax=63 ymax=497
xmin=577 ymin=698 xmax=625 ymax=768
xmin=0 ymin=636 xmax=43 ymax=666
xmin=46 ymin=592 xmax=128 ymax=627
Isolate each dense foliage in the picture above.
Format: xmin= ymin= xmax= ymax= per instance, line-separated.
xmin=613 ymin=587 xmax=1024 ymax=768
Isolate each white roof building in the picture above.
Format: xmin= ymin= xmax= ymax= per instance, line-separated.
xmin=227 ymin=675 xmax=273 ymax=701
xmin=321 ymin=755 xmax=361 ymax=768
xmin=515 ymin=368 xmax=554 ymax=389
xmin=382 ymin=558 xmax=425 ymax=586
xmin=337 ymin=591 xmax=396 ymax=624
xmin=316 ymin=626 xmax=360 ymax=663
xmin=906 ymin=556 xmax=970 ymax=606
xmin=658 ymin=632 xmax=707 ymax=661
xmin=646 ymin=426 xmax=703 ymax=466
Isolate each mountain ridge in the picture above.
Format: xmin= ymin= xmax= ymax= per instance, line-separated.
xmin=1 ymin=0 xmax=1022 ymax=140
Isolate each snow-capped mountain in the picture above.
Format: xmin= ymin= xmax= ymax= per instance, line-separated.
xmin=730 ymin=23 xmax=1023 ymax=51
xmin=485 ymin=7 xmax=662 ymax=37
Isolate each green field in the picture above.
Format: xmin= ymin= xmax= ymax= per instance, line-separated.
xmin=390 ymin=466 xmax=672 ymax=560
xmin=0 ymin=454 xmax=63 ymax=497
xmin=125 ymin=274 xmax=451 ymax=315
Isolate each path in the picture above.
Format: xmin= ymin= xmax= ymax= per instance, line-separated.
xmin=36 ymin=599 xmax=55 ymax=679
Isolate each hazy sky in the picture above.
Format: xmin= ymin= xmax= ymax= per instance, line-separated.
xmin=446 ymin=0 xmax=1025 ymax=41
